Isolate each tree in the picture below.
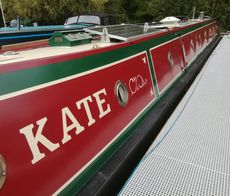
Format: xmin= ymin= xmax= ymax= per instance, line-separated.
xmin=1 ymin=0 xmax=96 ymax=25
xmin=133 ymin=0 xmax=230 ymax=30
xmin=91 ymin=0 xmax=107 ymax=12
xmin=104 ymin=0 xmax=124 ymax=14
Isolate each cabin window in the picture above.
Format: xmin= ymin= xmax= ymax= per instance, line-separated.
xmin=0 ymin=154 xmax=6 ymax=190
xmin=209 ymin=28 xmax=212 ymax=37
xmin=212 ymin=27 xmax=215 ymax=34
xmin=190 ymin=39 xmax=195 ymax=52
xmin=115 ymin=81 xmax=129 ymax=107
xmin=65 ymin=16 xmax=79 ymax=25
xmin=78 ymin=15 xmax=100 ymax=25
xmin=168 ymin=52 xmax=174 ymax=67
xmin=204 ymin=31 xmax=207 ymax=40
xmin=199 ymin=34 xmax=201 ymax=42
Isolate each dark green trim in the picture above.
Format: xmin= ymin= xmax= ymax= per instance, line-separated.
xmin=146 ymin=50 xmax=159 ymax=97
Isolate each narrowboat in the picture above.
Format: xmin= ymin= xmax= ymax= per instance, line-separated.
xmin=0 ymin=18 xmax=219 ymax=195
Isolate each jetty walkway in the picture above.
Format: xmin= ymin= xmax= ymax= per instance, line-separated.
xmin=120 ymin=35 xmax=230 ymax=196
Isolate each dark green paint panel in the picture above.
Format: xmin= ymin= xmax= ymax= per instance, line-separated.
xmin=0 ymin=51 xmax=137 ymax=95
xmin=146 ymin=50 xmax=159 ymax=97
xmin=0 ymin=45 xmax=140 ymax=95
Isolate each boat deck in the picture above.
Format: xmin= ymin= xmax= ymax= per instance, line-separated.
xmin=119 ymin=35 xmax=230 ymax=195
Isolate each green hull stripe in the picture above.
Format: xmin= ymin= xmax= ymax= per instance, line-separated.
xmin=0 ymin=21 xmax=212 ymax=96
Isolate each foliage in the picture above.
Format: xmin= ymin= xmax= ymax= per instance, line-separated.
xmin=1 ymin=0 xmax=95 ymax=25
xmin=1 ymin=0 xmax=229 ymax=30
xmin=91 ymin=0 xmax=107 ymax=12
xmin=105 ymin=0 xmax=230 ymax=30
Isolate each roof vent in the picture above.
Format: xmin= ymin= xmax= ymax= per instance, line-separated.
xmin=160 ymin=17 xmax=181 ymax=28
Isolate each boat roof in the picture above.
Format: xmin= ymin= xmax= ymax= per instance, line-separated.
xmin=0 ymin=19 xmax=211 ymax=66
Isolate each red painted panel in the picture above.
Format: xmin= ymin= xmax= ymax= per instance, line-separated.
xmin=0 ymin=52 xmax=155 ymax=195
xmin=150 ymin=39 xmax=184 ymax=93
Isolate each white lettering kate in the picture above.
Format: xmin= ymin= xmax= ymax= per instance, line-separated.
xmin=19 ymin=88 xmax=111 ymax=164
